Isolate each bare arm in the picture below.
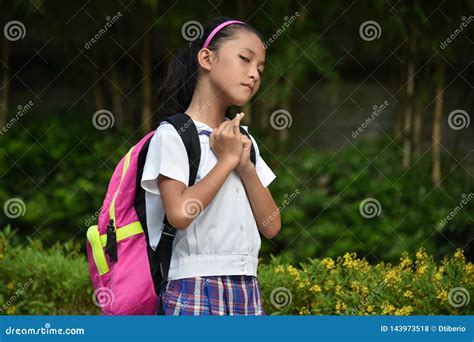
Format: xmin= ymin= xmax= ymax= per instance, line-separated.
xmin=238 ymin=165 xmax=281 ymax=239
xmin=158 ymin=158 xmax=237 ymax=230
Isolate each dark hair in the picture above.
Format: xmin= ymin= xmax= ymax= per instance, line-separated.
xmin=156 ymin=15 xmax=264 ymax=120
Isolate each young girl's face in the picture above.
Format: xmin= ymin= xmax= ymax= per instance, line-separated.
xmin=208 ymin=30 xmax=266 ymax=106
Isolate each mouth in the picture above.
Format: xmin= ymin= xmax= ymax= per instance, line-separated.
xmin=242 ymin=84 xmax=253 ymax=92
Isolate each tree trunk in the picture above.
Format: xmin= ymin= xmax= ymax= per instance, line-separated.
xmin=141 ymin=32 xmax=152 ymax=133
xmin=412 ymin=66 xmax=431 ymax=158
xmin=431 ymin=61 xmax=445 ymax=187
xmin=412 ymin=96 xmax=422 ymax=158
xmin=402 ymin=60 xmax=414 ymax=169
xmin=394 ymin=62 xmax=405 ymax=142
xmin=0 ymin=39 xmax=10 ymax=128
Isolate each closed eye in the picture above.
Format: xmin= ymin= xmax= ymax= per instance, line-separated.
xmin=239 ymin=55 xmax=250 ymax=62
xmin=240 ymin=55 xmax=263 ymax=75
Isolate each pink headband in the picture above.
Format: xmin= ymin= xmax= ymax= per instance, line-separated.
xmin=202 ymin=20 xmax=245 ymax=49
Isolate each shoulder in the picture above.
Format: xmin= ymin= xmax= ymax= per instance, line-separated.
xmin=148 ymin=121 xmax=186 ymax=152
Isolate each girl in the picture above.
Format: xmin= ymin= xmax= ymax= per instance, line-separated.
xmin=141 ymin=16 xmax=281 ymax=315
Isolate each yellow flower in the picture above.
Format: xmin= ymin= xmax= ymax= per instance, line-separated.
xmin=299 ymin=307 xmax=311 ymax=315
xmin=321 ymin=258 xmax=335 ymax=270
xmin=335 ymin=285 xmax=343 ymax=296
xmin=416 ymin=263 xmax=427 ymax=277
xmin=275 ymin=265 xmax=285 ymax=273
xmin=434 ymin=266 xmax=444 ymax=281
xmin=395 ymin=306 xmax=413 ymax=315
xmin=287 ymin=265 xmax=300 ymax=279
xmin=381 ymin=303 xmax=396 ymax=315
xmin=403 ymin=290 xmax=413 ymax=298
xmin=6 ymin=282 xmax=15 ymax=290
xmin=342 ymin=252 xmax=359 ymax=269
xmin=298 ymin=279 xmax=310 ymax=289
xmin=358 ymin=259 xmax=370 ymax=272
xmin=436 ymin=289 xmax=448 ymax=302
xmin=463 ymin=263 xmax=473 ymax=277
xmin=400 ymin=255 xmax=412 ymax=268
xmin=350 ymin=281 xmax=360 ymax=293
xmin=416 ymin=248 xmax=428 ymax=261
xmin=366 ymin=305 xmax=374 ymax=313
xmin=335 ymin=300 xmax=347 ymax=313
xmin=384 ymin=269 xmax=401 ymax=284
xmin=6 ymin=306 xmax=16 ymax=315
xmin=310 ymin=284 xmax=322 ymax=293
xmin=454 ymin=248 xmax=465 ymax=261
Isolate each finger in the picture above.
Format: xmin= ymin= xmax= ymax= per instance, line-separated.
xmin=223 ymin=119 xmax=233 ymax=135
xmin=233 ymin=113 xmax=244 ymax=135
xmin=215 ymin=121 xmax=226 ymax=136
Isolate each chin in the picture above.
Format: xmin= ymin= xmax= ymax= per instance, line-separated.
xmin=231 ymin=94 xmax=253 ymax=107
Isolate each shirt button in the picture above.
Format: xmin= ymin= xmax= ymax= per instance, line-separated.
xmin=235 ymin=187 xmax=240 ymax=194
xmin=240 ymin=225 xmax=244 ymax=231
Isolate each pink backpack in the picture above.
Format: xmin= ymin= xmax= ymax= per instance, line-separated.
xmin=86 ymin=113 xmax=256 ymax=315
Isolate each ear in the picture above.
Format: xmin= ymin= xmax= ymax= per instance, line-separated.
xmin=197 ymin=48 xmax=214 ymax=72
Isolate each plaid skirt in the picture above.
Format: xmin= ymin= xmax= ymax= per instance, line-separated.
xmin=157 ymin=275 xmax=266 ymax=315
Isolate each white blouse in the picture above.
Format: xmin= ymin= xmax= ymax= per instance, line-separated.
xmin=140 ymin=118 xmax=276 ymax=281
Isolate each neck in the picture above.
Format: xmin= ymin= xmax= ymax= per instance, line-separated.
xmin=184 ymin=81 xmax=229 ymax=130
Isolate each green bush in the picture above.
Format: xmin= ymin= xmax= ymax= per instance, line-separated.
xmin=0 ymin=225 xmax=98 ymax=315
xmin=1 ymin=226 xmax=471 ymax=315
xmin=259 ymin=249 xmax=473 ymax=315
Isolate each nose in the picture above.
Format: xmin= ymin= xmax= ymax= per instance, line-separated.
xmin=249 ymin=70 xmax=259 ymax=83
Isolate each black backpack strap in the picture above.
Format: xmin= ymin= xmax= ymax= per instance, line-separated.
xmin=239 ymin=126 xmax=257 ymax=166
xmin=151 ymin=113 xmax=201 ymax=315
